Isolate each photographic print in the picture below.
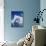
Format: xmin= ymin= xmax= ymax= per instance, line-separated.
xmin=11 ymin=11 xmax=24 ymax=27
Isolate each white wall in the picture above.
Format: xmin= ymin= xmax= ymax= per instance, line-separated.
xmin=40 ymin=0 xmax=46 ymax=27
xmin=0 ymin=0 xmax=4 ymax=42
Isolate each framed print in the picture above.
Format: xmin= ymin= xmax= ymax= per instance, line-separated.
xmin=11 ymin=11 xmax=24 ymax=27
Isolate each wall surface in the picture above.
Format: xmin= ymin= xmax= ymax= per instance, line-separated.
xmin=0 ymin=0 xmax=4 ymax=42
xmin=40 ymin=0 xmax=46 ymax=27
xmin=4 ymin=0 xmax=40 ymax=42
